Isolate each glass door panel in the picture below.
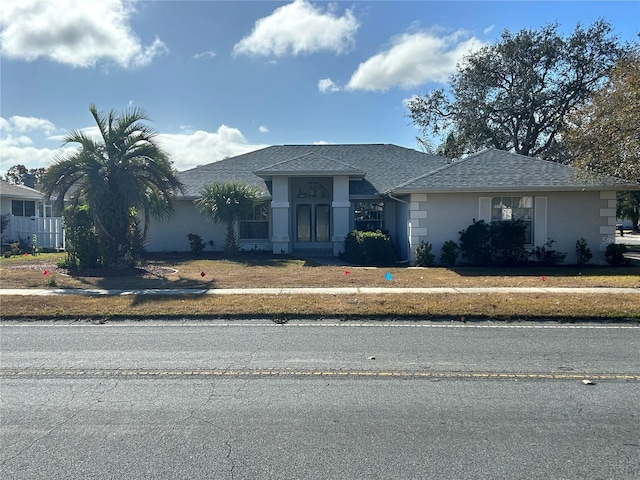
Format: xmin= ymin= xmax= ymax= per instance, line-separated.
xmin=315 ymin=204 xmax=330 ymax=242
xmin=297 ymin=204 xmax=311 ymax=242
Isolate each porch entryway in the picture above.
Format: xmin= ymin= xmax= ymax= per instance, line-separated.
xmin=292 ymin=178 xmax=333 ymax=252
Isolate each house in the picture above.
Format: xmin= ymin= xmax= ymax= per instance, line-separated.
xmin=145 ymin=145 xmax=639 ymax=265
xmin=0 ymin=179 xmax=65 ymax=250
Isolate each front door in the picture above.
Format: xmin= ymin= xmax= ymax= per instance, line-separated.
xmin=296 ymin=203 xmax=331 ymax=243
xmin=293 ymin=179 xmax=332 ymax=250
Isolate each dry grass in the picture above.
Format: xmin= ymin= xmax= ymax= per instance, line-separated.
xmin=1 ymin=252 xmax=639 ymax=321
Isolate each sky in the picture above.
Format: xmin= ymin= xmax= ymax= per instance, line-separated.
xmin=1 ymin=0 xmax=639 ymax=176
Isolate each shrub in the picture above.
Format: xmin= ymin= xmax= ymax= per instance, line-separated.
xmin=415 ymin=241 xmax=435 ymax=266
xmin=62 ymin=204 xmax=101 ymax=269
xmin=126 ymin=216 xmax=146 ymax=267
xmin=187 ymin=233 xmax=205 ymax=255
xmin=531 ymin=240 xmax=567 ymax=266
xmin=490 ymin=220 xmax=529 ymax=266
xmin=459 ymin=220 xmax=492 ymax=265
xmin=605 ymin=243 xmax=629 ymax=267
xmin=575 ymin=238 xmax=593 ymax=265
xmin=440 ymin=240 xmax=459 ymax=266
xmin=10 ymin=242 xmax=22 ymax=256
xmin=341 ymin=229 xmax=395 ymax=266
xmin=0 ymin=213 xmax=8 ymax=245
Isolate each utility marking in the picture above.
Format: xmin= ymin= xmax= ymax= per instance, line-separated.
xmin=1 ymin=368 xmax=638 ymax=381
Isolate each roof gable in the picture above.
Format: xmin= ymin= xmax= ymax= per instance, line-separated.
xmin=255 ymin=152 xmax=364 ymax=178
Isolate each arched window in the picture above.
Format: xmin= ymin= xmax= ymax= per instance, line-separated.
xmin=296 ymin=181 xmax=329 ymax=199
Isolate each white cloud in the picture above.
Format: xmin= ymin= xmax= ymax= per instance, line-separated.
xmin=233 ymin=0 xmax=359 ymax=57
xmin=484 ymin=25 xmax=495 ymax=35
xmin=157 ymin=125 xmax=268 ymax=171
xmin=318 ymin=78 xmax=340 ymax=94
xmin=5 ymin=116 xmax=56 ymax=135
xmin=0 ymin=116 xmax=85 ymax=173
xmin=0 ymin=117 xmax=267 ymax=175
xmin=312 ymin=140 xmax=330 ymax=145
xmin=346 ymin=30 xmax=484 ymax=91
xmin=193 ymin=50 xmax=217 ymax=60
xmin=0 ymin=0 xmax=168 ymax=68
xmin=258 ymin=125 xmax=270 ymax=134
xmin=0 ymin=117 xmax=11 ymax=131
xmin=0 ymin=135 xmax=73 ymax=173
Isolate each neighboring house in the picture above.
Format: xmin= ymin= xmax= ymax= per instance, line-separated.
xmin=0 ymin=179 xmax=65 ymax=250
xmin=145 ymin=145 xmax=640 ymax=265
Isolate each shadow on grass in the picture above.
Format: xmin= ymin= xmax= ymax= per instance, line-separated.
xmin=66 ymin=266 xmax=217 ymax=291
xmin=448 ymin=264 xmax=639 ymax=278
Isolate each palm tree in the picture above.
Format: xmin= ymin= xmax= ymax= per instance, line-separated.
xmin=42 ymin=104 xmax=183 ymax=266
xmin=195 ymin=181 xmax=261 ymax=255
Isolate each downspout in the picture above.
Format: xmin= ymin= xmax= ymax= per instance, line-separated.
xmin=385 ymin=193 xmax=410 ymax=263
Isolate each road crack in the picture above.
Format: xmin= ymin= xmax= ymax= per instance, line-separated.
xmin=1 ymin=380 xmax=118 ymax=468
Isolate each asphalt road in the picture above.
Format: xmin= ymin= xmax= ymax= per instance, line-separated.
xmin=1 ymin=321 xmax=639 ymax=479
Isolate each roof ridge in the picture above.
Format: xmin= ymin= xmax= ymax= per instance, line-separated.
xmin=257 ymin=150 xmax=361 ymax=172
xmin=259 ymin=151 xmax=314 ymax=170
xmin=385 ymin=156 xmax=467 ymax=193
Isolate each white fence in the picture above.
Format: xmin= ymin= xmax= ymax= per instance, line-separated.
xmin=3 ymin=216 xmax=65 ymax=250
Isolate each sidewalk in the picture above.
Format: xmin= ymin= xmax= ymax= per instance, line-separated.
xmin=1 ymin=286 xmax=638 ymax=296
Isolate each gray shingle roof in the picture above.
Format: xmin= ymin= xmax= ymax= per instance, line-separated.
xmin=394 ymin=149 xmax=639 ymax=192
xmin=255 ymin=152 xmax=365 ymax=177
xmin=176 ymin=146 xmax=638 ymax=199
xmin=177 ymin=144 xmax=449 ymax=198
xmin=0 ymin=180 xmax=44 ymax=200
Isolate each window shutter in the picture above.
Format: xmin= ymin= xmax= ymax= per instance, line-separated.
xmin=534 ymin=197 xmax=547 ymax=247
xmin=478 ymin=197 xmax=491 ymax=223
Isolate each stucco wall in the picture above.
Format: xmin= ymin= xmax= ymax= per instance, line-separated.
xmin=146 ymin=200 xmax=225 ymax=252
xmin=149 ymin=190 xmax=616 ymax=264
xmin=546 ymin=190 xmax=614 ymax=264
xmin=1 ymin=197 xmax=12 ymax=216
xmin=415 ymin=190 xmax=612 ymax=265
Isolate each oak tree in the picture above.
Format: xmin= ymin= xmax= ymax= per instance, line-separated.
xmin=565 ymin=48 xmax=640 ymax=181
xmin=407 ymin=20 xmax=621 ymax=161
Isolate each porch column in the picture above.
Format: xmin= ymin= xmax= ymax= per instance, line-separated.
xmin=270 ymin=176 xmax=290 ymax=254
xmin=408 ymin=194 xmax=428 ymax=265
xmin=332 ymin=175 xmax=350 ymax=256
xmin=599 ymin=190 xmax=617 ymax=264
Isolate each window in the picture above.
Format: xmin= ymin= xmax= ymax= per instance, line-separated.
xmin=491 ymin=196 xmax=533 ymax=244
xmin=11 ymin=200 xmax=36 ymax=217
xmin=38 ymin=203 xmax=53 ymax=218
xmin=354 ymin=201 xmax=385 ymax=232
xmin=239 ymin=203 xmax=269 ymax=239
xmin=296 ymin=181 xmax=329 ymax=199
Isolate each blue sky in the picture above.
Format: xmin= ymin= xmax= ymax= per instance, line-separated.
xmin=1 ymin=1 xmax=638 ymax=175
